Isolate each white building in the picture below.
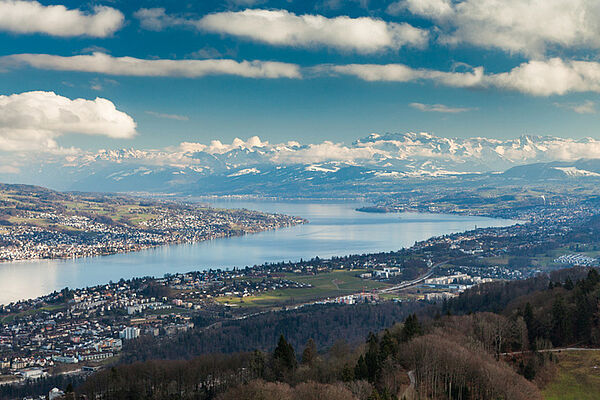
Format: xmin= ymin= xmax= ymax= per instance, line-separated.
xmin=119 ymin=327 xmax=140 ymax=340
xmin=52 ymin=355 xmax=79 ymax=364
xmin=19 ymin=367 xmax=46 ymax=379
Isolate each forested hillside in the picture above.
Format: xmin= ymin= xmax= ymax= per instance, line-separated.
xmin=7 ymin=267 xmax=600 ymax=399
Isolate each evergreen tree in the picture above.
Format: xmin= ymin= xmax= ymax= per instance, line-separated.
xmin=400 ymin=314 xmax=423 ymax=342
xmin=354 ymin=355 xmax=368 ymax=380
xmin=365 ymin=332 xmax=380 ymax=382
xmin=523 ymin=302 xmax=536 ymax=348
xmin=551 ymin=296 xmax=569 ymax=346
xmin=273 ymin=335 xmax=297 ymax=371
xmin=379 ymin=330 xmax=396 ymax=361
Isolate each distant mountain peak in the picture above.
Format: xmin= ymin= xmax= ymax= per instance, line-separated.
xmin=4 ymin=132 xmax=600 ymax=193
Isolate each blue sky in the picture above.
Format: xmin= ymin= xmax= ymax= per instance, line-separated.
xmin=1 ymin=0 xmax=600 ymax=153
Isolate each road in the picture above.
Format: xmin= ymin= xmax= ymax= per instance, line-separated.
xmin=378 ymin=259 xmax=450 ymax=294
xmin=201 ymin=259 xmax=450 ymax=332
xmin=501 ymin=348 xmax=600 ymax=356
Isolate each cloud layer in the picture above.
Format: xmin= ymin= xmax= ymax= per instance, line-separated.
xmin=136 ymin=8 xmax=428 ymax=53
xmin=7 ymin=52 xmax=600 ymax=95
xmin=398 ymin=0 xmax=600 ymax=56
xmin=0 ymin=0 xmax=123 ymax=37
xmin=2 ymin=52 xmax=301 ymax=79
xmin=0 ymin=91 xmax=136 ymax=152
xmin=328 ymin=58 xmax=600 ymax=96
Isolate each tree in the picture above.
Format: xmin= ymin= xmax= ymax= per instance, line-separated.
xmin=301 ymin=338 xmax=318 ymax=366
xmin=365 ymin=332 xmax=380 ymax=382
xmin=523 ymin=302 xmax=536 ymax=349
xmin=273 ymin=335 xmax=297 ymax=371
xmin=400 ymin=314 xmax=423 ymax=342
xmin=551 ymin=296 xmax=569 ymax=346
xmin=354 ymin=355 xmax=368 ymax=380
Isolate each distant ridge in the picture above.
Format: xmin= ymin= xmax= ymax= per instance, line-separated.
xmin=3 ymin=133 xmax=600 ymax=194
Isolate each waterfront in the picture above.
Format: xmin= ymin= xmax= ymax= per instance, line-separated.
xmin=0 ymin=201 xmax=516 ymax=304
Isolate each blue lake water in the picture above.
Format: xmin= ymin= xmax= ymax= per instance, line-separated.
xmin=0 ymin=201 xmax=516 ymax=304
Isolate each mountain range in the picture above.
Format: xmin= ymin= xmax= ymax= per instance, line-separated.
xmin=4 ymin=132 xmax=600 ymax=196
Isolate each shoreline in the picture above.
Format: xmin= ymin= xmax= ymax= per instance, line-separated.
xmin=0 ymin=219 xmax=307 ymax=265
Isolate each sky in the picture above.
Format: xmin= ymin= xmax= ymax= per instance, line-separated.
xmin=1 ymin=0 xmax=600 ymax=155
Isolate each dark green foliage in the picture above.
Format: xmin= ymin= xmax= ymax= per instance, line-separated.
xmin=122 ymin=302 xmax=423 ymax=363
xmin=523 ymin=302 xmax=537 ymax=348
xmin=400 ymin=314 xmax=422 ymax=342
xmin=550 ymin=296 xmax=570 ymax=346
xmin=365 ymin=332 xmax=380 ymax=382
xmin=354 ymin=354 xmax=368 ymax=380
xmin=273 ymin=334 xmax=297 ymax=371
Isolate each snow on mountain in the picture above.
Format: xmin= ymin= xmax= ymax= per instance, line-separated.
xmin=3 ymin=132 xmax=600 ymax=193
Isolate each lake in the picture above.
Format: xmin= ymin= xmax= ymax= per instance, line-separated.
xmin=0 ymin=201 xmax=517 ymax=304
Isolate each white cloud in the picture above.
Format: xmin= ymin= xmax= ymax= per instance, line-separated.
xmin=399 ymin=0 xmax=600 ymax=56
xmin=554 ymin=100 xmax=596 ymax=114
xmin=326 ymin=58 xmax=600 ymax=96
xmin=410 ymin=102 xmax=474 ymax=113
xmin=2 ymin=52 xmax=302 ymax=79
xmin=325 ymin=63 xmax=484 ymax=87
xmin=134 ymin=8 xmax=184 ymax=31
xmin=0 ymin=91 xmax=136 ymax=152
xmin=7 ymin=52 xmax=600 ymax=96
xmin=271 ymin=141 xmax=379 ymax=164
xmin=146 ymin=111 xmax=189 ymax=121
xmin=0 ymin=0 xmax=123 ymax=37
xmin=487 ymin=58 xmax=600 ymax=96
xmin=136 ymin=8 xmax=428 ymax=53
xmin=179 ymin=136 xmax=267 ymax=154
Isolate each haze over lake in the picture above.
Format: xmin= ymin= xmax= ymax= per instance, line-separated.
xmin=0 ymin=201 xmax=516 ymax=304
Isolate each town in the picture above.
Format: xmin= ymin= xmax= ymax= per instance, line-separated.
xmin=3 ymin=191 xmax=600 ymax=389
xmin=0 ymin=184 xmax=305 ymax=262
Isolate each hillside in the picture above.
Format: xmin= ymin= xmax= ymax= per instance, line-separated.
xmin=0 ymin=183 xmax=304 ymax=262
xmin=10 ymin=267 xmax=597 ymax=400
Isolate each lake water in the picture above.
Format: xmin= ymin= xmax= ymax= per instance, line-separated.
xmin=0 ymin=201 xmax=516 ymax=304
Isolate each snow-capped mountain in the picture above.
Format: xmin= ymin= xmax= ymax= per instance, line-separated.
xmin=3 ymin=132 xmax=600 ymax=194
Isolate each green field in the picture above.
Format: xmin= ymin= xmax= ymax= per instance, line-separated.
xmin=0 ymin=304 xmax=65 ymax=324
xmin=217 ymin=269 xmax=390 ymax=308
xmin=543 ymin=351 xmax=600 ymax=400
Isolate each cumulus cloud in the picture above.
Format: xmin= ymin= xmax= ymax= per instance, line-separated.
xmin=487 ymin=58 xmax=600 ymax=96
xmin=0 ymin=91 xmax=136 ymax=152
xmin=1 ymin=52 xmax=302 ymax=79
xmin=410 ymin=102 xmax=474 ymax=113
xmin=136 ymin=8 xmax=428 ymax=53
xmin=397 ymin=0 xmax=600 ymax=56
xmin=326 ymin=58 xmax=600 ymax=96
xmin=0 ymin=0 xmax=123 ymax=37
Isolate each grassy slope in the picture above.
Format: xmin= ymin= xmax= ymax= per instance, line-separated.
xmin=216 ymin=269 xmax=390 ymax=308
xmin=543 ymin=351 xmax=600 ymax=400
